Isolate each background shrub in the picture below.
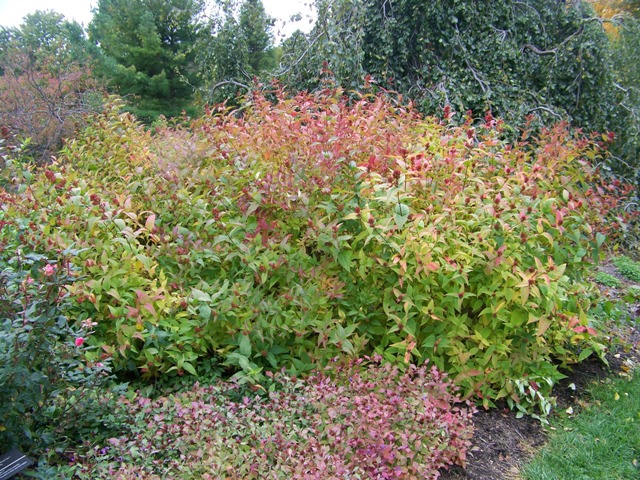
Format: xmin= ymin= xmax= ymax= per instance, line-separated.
xmin=0 ymin=12 xmax=103 ymax=163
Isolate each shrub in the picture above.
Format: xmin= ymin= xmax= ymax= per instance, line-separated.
xmin=66 ymin=357 xmax=474 ymax=479
xmin=0 ymin=244 xmax=121 ymax=457
xmin=1 ymin=90 xmax=631 ymax=413
xmin=0 ymin=13 xmax=103 ymax=163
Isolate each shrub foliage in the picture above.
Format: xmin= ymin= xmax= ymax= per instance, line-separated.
xmin=0 ymin=203 xmax=119 ymax=454
xmin=0 ymin=91 xmax=629 ymax=412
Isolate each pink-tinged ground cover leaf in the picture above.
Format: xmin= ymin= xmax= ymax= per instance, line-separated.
xmin=72 ymin=357 xmax=475 ymax=479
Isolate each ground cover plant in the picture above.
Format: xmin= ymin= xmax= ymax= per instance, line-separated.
xmin=594 ymin=270 xmax=622 ymax=288
xmin=613 ymin=255 xmax=640 ymax=282
xmin=0 ymin=88 xmax=633 ymax=426
xmin=54 ymin=357 xmax=474 ymax=479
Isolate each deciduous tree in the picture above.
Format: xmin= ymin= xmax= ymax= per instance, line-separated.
xmin=0 ymin=11 xmax=102 ymax=162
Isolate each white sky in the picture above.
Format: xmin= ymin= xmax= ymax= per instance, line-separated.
xmin=0 ymin=0 xmax=315 ymax=39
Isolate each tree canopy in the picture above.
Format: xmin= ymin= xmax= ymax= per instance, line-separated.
xmin=0 ymin=11 xmax=101 ymax=161
xmin=89 ymin=0 xmax=204 ymax=121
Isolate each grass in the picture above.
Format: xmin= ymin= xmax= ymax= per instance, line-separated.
xmin=522 ymin=371 xmax=640 ymax=480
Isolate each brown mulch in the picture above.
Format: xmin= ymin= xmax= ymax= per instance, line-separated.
xmin=438 ymin=261 xmax=640 ymax=480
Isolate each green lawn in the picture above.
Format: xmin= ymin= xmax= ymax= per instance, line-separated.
xmin=523 ymin=371 xmax=640 ymax=480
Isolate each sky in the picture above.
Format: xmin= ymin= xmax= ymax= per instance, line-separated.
xmin=0 ymin=0 xmax=316 ymax=39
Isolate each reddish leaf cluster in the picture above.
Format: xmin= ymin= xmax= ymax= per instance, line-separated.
xmin=74 ymin=357 xmax=474 ymax=479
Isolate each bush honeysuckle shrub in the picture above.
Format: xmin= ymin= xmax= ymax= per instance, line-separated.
xmin=65 ymin=357 xmax=474 ymax=479
xmin=1 ymin=90 xmax=631 ymax=413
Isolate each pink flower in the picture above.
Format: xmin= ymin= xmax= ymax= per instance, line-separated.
xmin=43 ymin=264 xmax=56 ymax=276
xmin=75 ymin=337 xmax=85 ymax=347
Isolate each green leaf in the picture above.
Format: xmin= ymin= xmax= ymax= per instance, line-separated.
xmin=182 ymin=362 xmax=197 ymax=376
xmin=191 ymin=288 xmax=211 ymax=302
xmin=510 ymin=309 xmax=528 ymax=328
xmin=394 ymin=203 xmax=410 ymax=228
xmin=239 ymin=334 xmax=252 ymax=357
xmin=337 ymin=250 xmax=352 ymax=272
xmin=199 ymin=304 xmax=211 ymax=320
xmin=113 ymin=218 xmax=127 ymax=231
xmin=578 ymin=348 xmax=593 ymax=363
xmin=238 ymin=355 xmax=252 ymax=372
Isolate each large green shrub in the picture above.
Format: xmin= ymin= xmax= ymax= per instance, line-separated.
xmin=1 ymin=92 xmax=630 ymax=413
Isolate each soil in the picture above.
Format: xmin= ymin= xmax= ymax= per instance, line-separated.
xmin=438 ymin=261 xmax=640 ymax=480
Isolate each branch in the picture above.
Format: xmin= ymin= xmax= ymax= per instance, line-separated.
xmin=464 ymin=58 xmax=489 ymax=93
xmin=528 ymin=105 xmax=563 ymax=120
xmin=272 ymin=27 xmax=324 ymax=78
xmin=521 ymin=43 xmax=557 ymax=56
xmin=454 ymin=30 xmax=490 ymax=94
xmin=522 ymin=21 xmax=596 ymax=56
xmin=209 ymin=79 xmax=251 ymax=95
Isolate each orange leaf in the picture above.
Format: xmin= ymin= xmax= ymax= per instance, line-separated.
xmin=425 ymin=262 xmax=439 ymax=271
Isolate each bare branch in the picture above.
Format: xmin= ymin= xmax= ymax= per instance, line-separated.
xmin=208 ymin=79 xmax=251 ymax=95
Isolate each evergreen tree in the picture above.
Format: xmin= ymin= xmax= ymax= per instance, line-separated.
xmin=89 ymin=0 xmax=204 ymax=121
xmin=239 ymin=0 xmax=275 ymax=75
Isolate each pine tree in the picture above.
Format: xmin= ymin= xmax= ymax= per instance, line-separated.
xmin=89 ymin=0 xmax=204 ymax=121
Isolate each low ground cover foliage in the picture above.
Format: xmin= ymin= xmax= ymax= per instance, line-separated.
xmin=594 ymin=270 xmax=622 ymax=288
xmin=613 ymin=255 xmax=640 ymax=282
xmin=0 ymin=89 xmax=632 ymax=415
xmin=63 ymin=357 xmax=474 ymax=479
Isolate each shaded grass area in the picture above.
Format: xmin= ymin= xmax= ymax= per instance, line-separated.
xmin=523 ymin=371 xmax=640 ymax=480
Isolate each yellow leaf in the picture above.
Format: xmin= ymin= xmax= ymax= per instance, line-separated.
xmin=536 ymin=317 xmax=552 ymax=336
xmin=145 ymin=213 xmax=156 ymax=231
xmin=614 ymin=392 xmax=620 ymax=401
